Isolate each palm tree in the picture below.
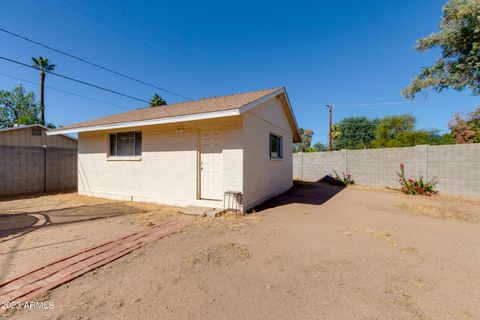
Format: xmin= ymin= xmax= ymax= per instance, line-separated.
xmin=32 ymin=56 xmax=55 ymax=125
xmin=330 ymin=124 xmax=341 ymax=150
xmin=332 ymin=124 xmax=341 ymax=140
xmin=149 ymin=94 xmax=167 ymax=107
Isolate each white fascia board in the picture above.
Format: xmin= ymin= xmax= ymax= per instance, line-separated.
xmin=46 ymin=109 xmax=241 ymax=135
xmin=280 ymin=89 xmax=301 ymax=134
xmin=238 ymin=87 xmax=301 ymax=140
xmin=238 ymin=88 xmax=285 ymax=114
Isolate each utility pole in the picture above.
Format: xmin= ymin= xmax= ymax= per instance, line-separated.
xmin=327 ymin=105 xmax=333 ymax=151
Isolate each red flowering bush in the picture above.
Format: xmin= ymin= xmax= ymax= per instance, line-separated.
xmin=331 ymin=171 xmax=355 ymax=186
xmin=386 ymin=163 xmax=438 ymax=196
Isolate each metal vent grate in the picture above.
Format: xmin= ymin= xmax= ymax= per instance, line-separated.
xmin=31 ymin=127 xmax=42 ymax=136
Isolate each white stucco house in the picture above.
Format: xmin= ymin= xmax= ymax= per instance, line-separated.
xmin=48 ymin=87 xmax=301 ymax=212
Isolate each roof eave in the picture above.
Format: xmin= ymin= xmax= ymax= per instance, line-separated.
xmin=47 ymin=87 xmax=301 ymax=141
xmin=46 ymin=109 xmax=241 ymax=135
xmin=238 ymin=87 xmax=301 ymax=143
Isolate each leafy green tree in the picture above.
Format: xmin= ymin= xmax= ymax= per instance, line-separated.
xmin=467 ymin=106 xmax=480 ymax=139
xmin=313 ymin=142 xmax=326 ymax=152
xmin=295 ymin=128 xmax=315 ymax=152
xmin=332 ymin=114 xmax=454 ymax=149
xmin=0 ymin=84 xmax=39 ymax=127
xmin=403 ymin=0 xmax=480 ymax=98
xmin=45 ymin=122 xmax=57 ymax=129
xmin=380 ymin=130 xmax=452 ymax=147
xmin=430 ymin=132 xmax=456 ymax=145
xmin=335 ymin=117 xmax=376 ymax=150
xmin=372 ymin=115 xmax=416 ymax=147
xmin=32 ymin=56 xmax=56 ymax=125
xmin=331 ymin=124 xmax=341 ymax=141
xmin=149 ymin=94 xmax=167 ymax=107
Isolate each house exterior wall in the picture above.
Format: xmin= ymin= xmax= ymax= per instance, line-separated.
xmin=77 ymin=117 xmax=243 ymax=208
xmin=242 ymin=97 xmax=294 ymax=211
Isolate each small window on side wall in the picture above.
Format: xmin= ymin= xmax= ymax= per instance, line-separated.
xmin=269 ymin=133 xmax=283 ymax=160
xmin=109 ymin=131 xmax=142 ymax=157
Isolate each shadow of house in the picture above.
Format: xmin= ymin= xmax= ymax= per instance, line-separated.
xmin=0 ymin=213 xmax=45 ymax=239
xmin=0 ymin=191 xmax=75 ymax=203
xmin=252 ymin=177 xmax=346 ymax=212
xmin=0 ymin=202 xmax=147 ymax=243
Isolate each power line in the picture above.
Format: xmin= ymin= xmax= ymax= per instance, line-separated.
xmin=329 ymin=122 xmax=445 ymax=128
xmin=102 ymin=0 xmax=250 ymax=90
xmin=63 ymin=0 xmax=236 ymax=91
xmin=333 ymin=97 xmax=479 ymax=108
xmin=0 ymin=27 xmax=192 ymax=101
xmin=0 ymin=56 xmax=149 ymax=103
xmin=0 ymin=72 xmax=131 ymax=110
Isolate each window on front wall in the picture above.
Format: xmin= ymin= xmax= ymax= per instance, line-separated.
xmin=269 ymin=133 xmax=283 ymax=160
xmin=109 ymin=131 xmax=142 ymax=157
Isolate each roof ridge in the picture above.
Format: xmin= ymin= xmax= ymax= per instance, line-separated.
xmin=50 ymin=87 xmax=286 ymax=133
xmin=147 ymin=86 xmax=283 ymax=109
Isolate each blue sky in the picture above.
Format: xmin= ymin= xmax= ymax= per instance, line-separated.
xmin=1 ymin=0 xmax=479 ymax=144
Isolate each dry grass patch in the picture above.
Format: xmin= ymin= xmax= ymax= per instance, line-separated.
xmin=183 ymin=242 xmax=250 ymax=268
xmin=123 ymin=202 xmax=179 ymax=226
xmin=401 ymin=246 xmax=417 ymax=253
xmin=198 ymin=212 xmax=262 ymax=229
xmin=344 ymin=226 xmax=359 ymax=236
xmin=364 ymin=228 xmax=398 ymax=247
xmin=398 ymin=202 xmax=478 ymax=222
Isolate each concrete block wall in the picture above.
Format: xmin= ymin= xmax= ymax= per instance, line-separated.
xmin=293 ymin=144 xmax=480 ymax=197
xmin=0 ymin=145 xmax=77 ymax=197
xmin=426 ymin=144 xmax=480 ymax=196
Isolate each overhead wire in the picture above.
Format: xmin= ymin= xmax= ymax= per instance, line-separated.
xmin=332 ymin=97 xmax=479 ymax=108
xmin=0 ymin=56 xmax=150 ymax=104
xmin=0 ymin=72 xmax=132 ymax=110
xmin=0 ymin=26 xmax=192 ymax=101
xmin=101 ymin=0 xmax=251 ymax=90
xmin=63 ymin=0 xmax=236 ymax=91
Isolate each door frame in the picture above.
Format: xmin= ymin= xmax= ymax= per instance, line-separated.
xmin=198 ymin=128 xmax=223 ymax=200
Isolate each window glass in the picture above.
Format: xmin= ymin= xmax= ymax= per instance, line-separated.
xmin=109 ymin=134 xmax=117 ymax=156
xmin=109 ymin=131 xmax=142 ymax=157
xmin=135 ymin=131 xmax=142 ymax=156
xmin=117 ymin=132 xmax=135 ymax=156
xmin=270 ymin=133 xmax=283 ymax=159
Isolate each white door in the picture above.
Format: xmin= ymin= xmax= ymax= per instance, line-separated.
xmin=200 ymin=129 xmax=223 ymax=200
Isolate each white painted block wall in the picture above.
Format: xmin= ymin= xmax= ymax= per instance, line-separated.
xmin=78 ymin=117 xmax=243 ymax=208
xmin=77 ymin=99 xmax=296 ymax=212
xmin=242 ymin=97 xmax=294 ymax=210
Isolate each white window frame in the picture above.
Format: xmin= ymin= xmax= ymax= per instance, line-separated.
xmin=108 ymin=131 xmax=142 ymax=160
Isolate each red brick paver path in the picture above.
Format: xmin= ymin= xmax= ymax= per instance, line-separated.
xmin=0 ymin=217 xmax=193 ymax=304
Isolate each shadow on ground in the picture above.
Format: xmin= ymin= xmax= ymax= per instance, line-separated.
xmin=0 ymin=202 xmax=147 ymax=243
xmin=252 ymin=178 xmax=346 ymax=212
xmin=0 ymin=191 xmax=76 ymax=203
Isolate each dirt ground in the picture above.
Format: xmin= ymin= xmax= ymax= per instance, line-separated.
xmin=2 ymin=183 xmax=480 ymax=320
xmin=0 ymin=193 xmax=178 ymax=281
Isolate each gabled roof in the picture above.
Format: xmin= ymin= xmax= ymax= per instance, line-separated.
xmin=48 ymin=87 xmax=301 ymax=142
xmin=0 ymin=124 xmax=77 ymax=141
xmin=0 ymin=124 xmax=51 ymax=133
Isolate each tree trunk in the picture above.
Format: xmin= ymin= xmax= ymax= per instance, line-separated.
xmin=40 ymin=71 xmax=45 ymax=125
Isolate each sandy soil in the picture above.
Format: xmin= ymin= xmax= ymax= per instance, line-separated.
xmin=0 ymin=193 xmax=178 ymax=281
xmin=3 ymin=183 xmax=480 ymax=320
